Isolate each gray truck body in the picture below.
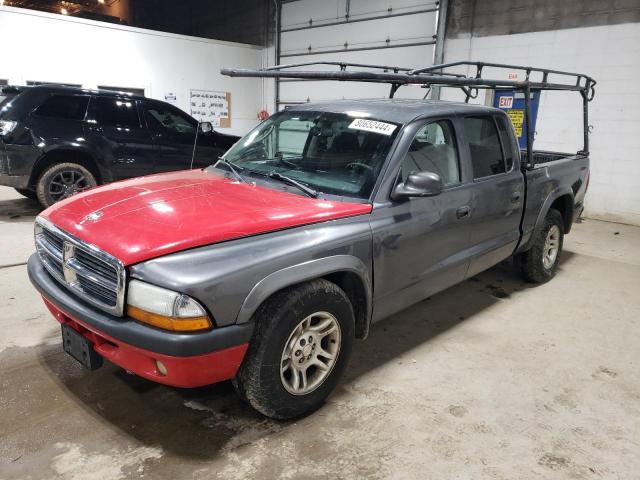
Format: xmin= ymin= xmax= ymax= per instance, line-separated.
xmin=29 ymin=98 xmax=588 ymax=360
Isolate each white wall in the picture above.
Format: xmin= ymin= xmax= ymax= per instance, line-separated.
xmin=0 ymin=6 xmax=267 ymax=136
xmin=443 ymin=23 xmax=640 ymax=226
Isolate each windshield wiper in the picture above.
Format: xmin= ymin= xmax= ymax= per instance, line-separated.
xmin=268 ymin=171 xmax=318 ymax=198
xmin=215 ymin=157 xmax=247 ymax=184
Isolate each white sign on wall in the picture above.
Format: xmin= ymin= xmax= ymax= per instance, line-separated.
xmin=164 ymin=92 xmax=178 ymax=105
xmin=190 ymin=89 xmax=231 ymax=128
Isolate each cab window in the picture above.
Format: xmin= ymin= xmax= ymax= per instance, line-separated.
xmin=495 ymin=115 xmax=516 ymax=171
xmin=399 ymin=120 xmax=460 ymax=187
xmin=463 ymin=116 xmax=506 ymax=178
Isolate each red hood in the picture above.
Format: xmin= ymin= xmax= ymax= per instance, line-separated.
xmin=42 ymin=170 xmax=372 ymax=265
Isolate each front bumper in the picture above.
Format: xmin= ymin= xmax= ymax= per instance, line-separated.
xmin=28 ymin=254 xmax=253 ymax=387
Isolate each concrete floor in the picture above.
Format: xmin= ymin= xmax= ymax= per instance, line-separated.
xmin=1 ymin=186 xmax=639 ymax=480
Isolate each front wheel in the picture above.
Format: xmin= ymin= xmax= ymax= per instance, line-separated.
xmin=36 ymin=162 xmax=97 ymax=208
xmin=234 ymin=279 xmax=355 ymax=419
xmin=516 ymin=208 xmax=564 ymax=283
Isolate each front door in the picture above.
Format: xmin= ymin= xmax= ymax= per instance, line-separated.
xmin=461 ymin=114 xmax=525 ymax=277
xmin=371 ymin=118 xmax=474 ymax=322
xmin=85 ymin=96 xmax=156 ymax=180
xmin=142 ymin=101 xmax=221 ymax=172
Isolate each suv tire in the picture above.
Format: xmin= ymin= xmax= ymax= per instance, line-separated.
xmin=234 ymin=279 xmax=355 ymax=419
xmin=516 ymin=208 xmax=564 ymax=283
xmin=36 ymin=162 xmax=97 ymax=208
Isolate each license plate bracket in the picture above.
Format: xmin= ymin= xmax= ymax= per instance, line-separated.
xmin=61 ymin=324 xmax=103 ymax=371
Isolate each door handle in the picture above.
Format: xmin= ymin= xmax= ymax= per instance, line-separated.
xmin=511 ymin=191 xmax=522 ymax=202
xmin=456 ymin=205 xmax=471 ymax=219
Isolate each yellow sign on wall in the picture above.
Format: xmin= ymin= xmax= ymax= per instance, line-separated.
xmin=506 ymin=109 xmax=524 ymax=136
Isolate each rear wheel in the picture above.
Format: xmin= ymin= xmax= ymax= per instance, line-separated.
xmin=234 ymin=279 xmax=354 ymax=419
xmin=516 ymin=208 xmax=564 ymax=283
xmin=36 ymin=162 xmax=97 ymax=208
xmin=14 ymin=188 xmax=37 ymax=200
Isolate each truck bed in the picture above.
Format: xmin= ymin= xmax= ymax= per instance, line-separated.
xmin=520 ymin=150 xmax=588 ymax=167
xmin=517 ymin=150 xmax=590 ymax=252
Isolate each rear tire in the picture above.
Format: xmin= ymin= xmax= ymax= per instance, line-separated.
xmin=36 ymin=162 xmax=97 ymax=208
xmin=14 ymin=188 xmax=37 ymax=200
xmin=516 ymin=208 xmax=564 ymax=283
xmin=234 ymin=279 xmax=355 ymax=420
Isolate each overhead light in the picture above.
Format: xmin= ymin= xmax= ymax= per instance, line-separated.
xmin=98 ymin=0 xmax=105 ymax=3
xmin=60 ymin=7 xmax=68 ymax=14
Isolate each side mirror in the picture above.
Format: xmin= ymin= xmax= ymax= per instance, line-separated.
xmin=392 ymin=171 xmax=443 ymax=200
xmin=199 ymin=121 xmax=214 ymax=133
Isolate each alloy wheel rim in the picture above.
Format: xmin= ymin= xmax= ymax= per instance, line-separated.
xmin=48 ymin=170 xmax=90 ymax=201
xmin=543 ymin=225 xmax=560 ymax=269
xmin=280 ymin=311 xmax=341 ymax=396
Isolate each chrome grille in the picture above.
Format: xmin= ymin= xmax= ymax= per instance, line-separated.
xmin=34 ymin=217 xmax=125 ymax=316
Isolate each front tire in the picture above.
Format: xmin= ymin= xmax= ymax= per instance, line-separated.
xmin=36 ymin=162 xmax=97 ymax=208
xmin=516 ymin=208 xmax=564 ymax=283
xmin=234 ymin=279 xmax=355 ymax=419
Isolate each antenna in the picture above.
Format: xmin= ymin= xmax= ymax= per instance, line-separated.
xmin=190 ymin=123 xmax=201 ymax=169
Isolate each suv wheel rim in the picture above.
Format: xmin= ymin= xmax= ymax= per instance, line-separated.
xmin=280 ymin=311 xmax=341 ymax=396
xmin=543 ymin=225 xmax=560 ymax=269
xmin=49 ymin=170 xmax=90 ymax=201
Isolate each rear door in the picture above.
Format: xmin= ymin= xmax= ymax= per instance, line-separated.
xmin=371 ymin=118 xmax=474 ymax=322
xmin=85 ymin=96 xmax=155 ymax=180
xmin=462 ymin=114 xmax=525 ymax=277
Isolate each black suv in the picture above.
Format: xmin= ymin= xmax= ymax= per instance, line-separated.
xmin=0 ymin=85 xmax=239 ymax=207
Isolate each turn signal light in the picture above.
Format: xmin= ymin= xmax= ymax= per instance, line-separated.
xmin=126 ymin=280 xmax=212 ymax=332
xmin=127 ymin=305 xmax=212 ymax=332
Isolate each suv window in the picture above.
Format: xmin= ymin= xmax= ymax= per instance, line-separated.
xmin=400 ymin=120 xmax=460 ymax=186
xmin=92 ymin=97 xmax=140 ymax=128
xmin=463 ymin=116 xmax=506 ymax=178
xmin=34 ymin=95 xmax=89 ymax=121
xmin=495 ymin=115 xmax=516 ymax=171
xmin=144 ymin=103 xmax=195 ymax=135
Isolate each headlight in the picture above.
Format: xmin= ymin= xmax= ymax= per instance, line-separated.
xmin=0 ymin=120 xmax=17 ymax=137
xmin=126 ymin=280 xmax=212 ymax=332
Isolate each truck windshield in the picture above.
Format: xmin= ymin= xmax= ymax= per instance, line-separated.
xmin=215 ymin=111 xmax=400 ymax=199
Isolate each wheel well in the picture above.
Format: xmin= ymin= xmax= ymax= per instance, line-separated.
xmin=550 ymin=194 xmax=574 ymax=233
xmin=323 ymin=271 xmax=369 ymax=340
xmin=29 ymin=150 xmax=101 ymax=189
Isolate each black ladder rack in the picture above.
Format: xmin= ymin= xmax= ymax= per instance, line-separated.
xmin=221 ymin=60 xmax=596 ymax=160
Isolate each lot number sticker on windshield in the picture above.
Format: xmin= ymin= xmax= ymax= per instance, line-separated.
xmin=348 ymin=118 xmax=397 ymax=136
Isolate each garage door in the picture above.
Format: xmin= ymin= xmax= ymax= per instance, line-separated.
xmin=278 ymin=0 xmax=440 ymax=107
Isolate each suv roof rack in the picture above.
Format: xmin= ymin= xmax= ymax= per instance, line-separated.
xmin=221 ymin=60 xmax=596 ymax=160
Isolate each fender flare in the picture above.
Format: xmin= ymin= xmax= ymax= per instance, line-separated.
xmin=235 ymin=255 xmax=372 ymax=326
xmin=521 ymin=187 xmax=574 ymax=252
xmin=30 ymin=145 xmax=107 ymax=186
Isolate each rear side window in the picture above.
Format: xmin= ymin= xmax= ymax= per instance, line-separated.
xmin=92 ymin=97 xmax=140 ymax=128
xmin=463 ymin=116 xmax=506 ymax=178
xmin=495 ymin=115 xmax=516 ymax=171
xmin=34 ymin=95 xmax=89 ymax=121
